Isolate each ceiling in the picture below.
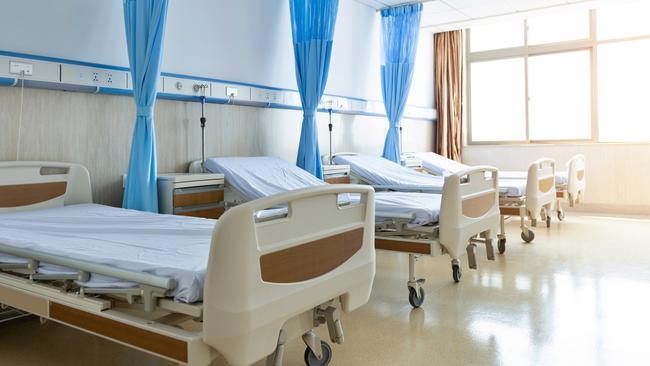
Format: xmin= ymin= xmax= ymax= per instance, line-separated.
xmin=354 ymin=0 xmax=613 ymax=32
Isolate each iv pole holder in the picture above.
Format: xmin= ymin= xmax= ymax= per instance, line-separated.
xmin=193 ymin=84 xmax=209 ymax=173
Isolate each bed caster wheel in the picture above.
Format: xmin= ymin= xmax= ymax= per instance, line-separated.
xmin=498 ymin=237 xmax=506 ymax=254
xmin=521 ymin=230 xmax=535 ymax=243
xmin=39 ymin=317 xmax=48 ymax=325
xmin=304 ymin=341 xmax=332 ymax=366
xmin=408 ymin=287 xmax=425 ymax=308
xmin=557 ymin=210 xmax=565 ymax=221
xmin=452 ymin=264 xmax=462 ymax=283
xmin=546 ymin=215 xmax=551 ymax=228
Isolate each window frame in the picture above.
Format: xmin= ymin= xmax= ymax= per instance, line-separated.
xmin=466 ymin=9 xmax=650 ymax=145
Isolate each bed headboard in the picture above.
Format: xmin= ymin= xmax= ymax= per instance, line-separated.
xmin=0 ymin=161 xmax=93 ymax=212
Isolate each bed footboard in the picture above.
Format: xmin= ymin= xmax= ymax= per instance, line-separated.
xmin=439 ymin=166 xmax=500 ymax=271
xmin=202 ymin=185 xmax=375 ymax=366
xmin=566 ymin=154 xmax=586 ymax=206
xmin=526 ymin=158 xmax=557 ymax=221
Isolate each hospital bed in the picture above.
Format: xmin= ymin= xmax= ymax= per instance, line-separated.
xmin=191 ymin=156 xmax=500 ymax=308
xmin=413 ymin=152 xmax=586 ymax=220
xmin=0 ymin=161 xmax=377 ymax=366
xmin=327 ymin=153 xmax=556 ymax=246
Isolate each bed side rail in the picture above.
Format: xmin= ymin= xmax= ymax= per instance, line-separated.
xmin=0 ymin=161 xmax=92 ymax=212
xmin=202 ymin=185 xmax=375 ymax=366
xmin=525 ymin=158 xmax=557 ymax=214
xmin=439 ymin=166 xmax=500 ymax=256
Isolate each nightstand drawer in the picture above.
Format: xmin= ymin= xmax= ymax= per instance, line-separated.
xmin=173 ymin=187 xmax=224 ymax=208
xmin=325 ymin=175 xmax=351 ymax=184
xmin=176 ymin=207 xmax=225 ymax=219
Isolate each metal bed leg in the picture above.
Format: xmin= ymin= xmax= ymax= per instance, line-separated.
xmin=520 ymin=206 xmax=535 ymax=243
xmin=466 ymin=244 xmax=477 ymax=270
xmin=407 ymin=254 xmax=425 ymax=308
xmin=451 ymin=259 xmax=462 ymax=283
xmin=485 ymin=236 xmax=495 ymax=261
xmin=266 ymin=330 xmax=287 ymax=366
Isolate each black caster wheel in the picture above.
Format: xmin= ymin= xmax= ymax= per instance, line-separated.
xmin=498 ymin=237 xmax=506 ymax=254
xmin=521 ymin=230 xmax=535 ymax=243
xmin=304 ymin=341 xmax=332 ymax=366
xmin=557 ymin=210 xmax=565 ymax=221
xmin=452 ymin=264 xmax=462 ymax=283
xmin=546 ymin=215 xmax=551 ymax=228
xmin=408 ymin=287 xmax=425 ymax=308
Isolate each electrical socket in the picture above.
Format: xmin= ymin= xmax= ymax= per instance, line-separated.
xmin=9 ymin=61 xmax=33 ymax=76
xmin=226 ymin=86 xmax=238 ymax=98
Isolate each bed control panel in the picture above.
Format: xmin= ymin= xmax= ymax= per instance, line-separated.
xmin=322 ymin=165 xmax=351 ymax=184
xmin=158 ymin=173 xmax=225 ymax=219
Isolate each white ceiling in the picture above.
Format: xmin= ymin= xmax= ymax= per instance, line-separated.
xmin=354 ymin=0 xmax=625 ymax=32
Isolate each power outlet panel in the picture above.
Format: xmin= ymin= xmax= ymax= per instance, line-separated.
xmin=61 ymin=64 xmax=128 ymax=89
xmin=251 ymin=87 xmax=284 ymax=104
xmin=9 ymin=61 xmax=33 ymax=76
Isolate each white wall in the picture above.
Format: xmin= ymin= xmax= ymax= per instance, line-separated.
xmin=0 ymin=0 xmax=434 ymax=106
xmin=463 ymin=144 xmax=650 ymax=214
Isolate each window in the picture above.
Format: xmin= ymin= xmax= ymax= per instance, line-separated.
xmin=527 ymin=10 xmax=590 ymax=45
xmin=598 ymin=39 xmax=650 ymax=142
xmin=528 ymin=51 xmax=591 ymax=140
xmin=470 ymin=58 xmax=527 ymax=142
xmin=470 ymin=21 xmax=524 ymax=52
xmin=467 ymin=5 xmax=650 ymax=143
xmin=597 ymin=1 xmax=650 ymax=40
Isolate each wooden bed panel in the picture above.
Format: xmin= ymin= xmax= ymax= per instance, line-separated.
xmin=173 ymin=189 xmax=224 ymax=208
xmin=0 ymin=181 xmax=67 ymax=208
xmin=462 ymin=193 xmax=496 ymax=218
xmin=176 ymin=207 xmax=225 ymax=219
xmin=325 ymin=176 xmax=351 ymax=184
xmin=49 ymin=302 xmax=188 ymax=363
xmin=500 ymin=206 xmax=521 ymax=216
xmin=577 ymin=169 xmax=585 ymax=181
xmin=260 ymin=228 xmax=363 ymax=283
xmin=538 ymin=177 xmax=555 ymax=193
xmin=375 ymin=238 xmax=431 ymax=255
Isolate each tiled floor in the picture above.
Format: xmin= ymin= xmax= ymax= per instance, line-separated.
xmin=2 ymin=213 xmax=650 ymax=365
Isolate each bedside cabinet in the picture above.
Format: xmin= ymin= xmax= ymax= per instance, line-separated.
xmin=158 ymin=173 xmax=225 ymax=219
xmin=322 ymin=165 xmax=351 ymax=184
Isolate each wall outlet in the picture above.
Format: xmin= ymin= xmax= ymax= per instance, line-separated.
xmin=226 ymin=86 xmax=238 ymax=98
xmin=9 ymin=61 xmax=33 ymax=76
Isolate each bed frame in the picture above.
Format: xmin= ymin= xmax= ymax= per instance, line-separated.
xmin=323 ymin=153 xmax=500 ymax=306
xmin=555 ymin=154 xmax=586 ymax=220
xmin=0 ymin=161 xmax=376 ymax=366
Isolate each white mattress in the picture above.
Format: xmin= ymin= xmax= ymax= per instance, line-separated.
xmin=335 ymin=154 xmax=525 ymax=197
xmin=499 ymin=170 xmax=568 ymax=186
xmin=205 ymin=156 xmax=325 ymax=200
xmin=0 ymin=204 xmax=215 ymax=303
xmin=417 ymin=152 xmax=469 ymax=176
xmin=418 ymin=152 xmax=568 ymax=186
xmin=205 ymin=156 xmax=441 ymax=226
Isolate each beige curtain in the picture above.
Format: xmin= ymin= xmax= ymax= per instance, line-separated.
xmin=434 ymin=30 xmax=464 ymax=162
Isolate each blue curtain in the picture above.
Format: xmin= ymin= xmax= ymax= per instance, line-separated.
xmin=122 ymin=0 xmax=169 ymax=212
xmin=380 ymin=4 xmax=423 ymax=163
xmin=289 ymin=0 xmax=339 ymax=179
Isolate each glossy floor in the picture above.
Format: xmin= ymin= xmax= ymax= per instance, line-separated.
xmin=2 ymin=213 xmax=650 ymax=366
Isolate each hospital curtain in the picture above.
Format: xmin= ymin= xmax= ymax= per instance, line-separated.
xmin=434 ymin=30 xmax=464 ymax=162
xmin=122 ymin=0 xmax=169 ymax=212
xmin=380 ymin=4 xmax=423 ymax=163
xmin=289 ymin=0 xmax=339 ymax=179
